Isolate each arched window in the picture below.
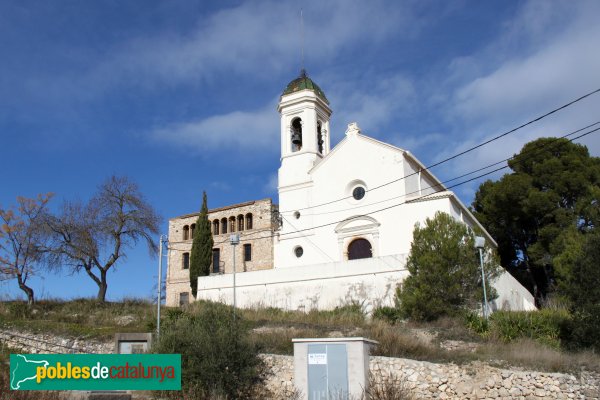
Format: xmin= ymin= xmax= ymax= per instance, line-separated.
xmin=213 ymin=220 xmax=220 ymax=235
xmin=246 ymin=213 xmax=253 ymax=230
xmin=348 ymin=238 xmax=372 ymax=260
xmin=190 ymin=223 xmax=196 ymax=239
xmin=291 ymin=118 xmax=303 ymax=152
xmin=229 ymin=216 xmax=236 ymax=233
xmin=183 ymin=225 xmax=190 ymax=240
xmin=317 ymin=121 xmax=324 ymax=154
xmin=237 ymin=215 xmax=244 ymax=231
xmin=221 ymin=218 xmax=228 ymax=234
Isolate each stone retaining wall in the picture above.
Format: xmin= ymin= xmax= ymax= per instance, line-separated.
xmin=3 ymin=330 xmax=598 ymax=399
xmin=261 ymin=354 xmax=599 ymax=399
xmin=0 ymin=329 xmax=113 ymax=354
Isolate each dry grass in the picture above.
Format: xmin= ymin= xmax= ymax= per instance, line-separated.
xmin=240 ymin=302 xmax=368 ymax=330
xmin=365 ymin=374 xmax=415 ymax=400
xmin=249 ymin=326 xmax=325 ymax=355
xmin=0 ymin=298 xmax=155 ymax=339
xmin=476 ymin=338 xmax=600 ymax=373
xmin=2 ymin=299 xmax=598 ymax=377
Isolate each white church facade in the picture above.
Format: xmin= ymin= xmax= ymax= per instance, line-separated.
xmin=166 ymin=71 xmax=535 ymax=312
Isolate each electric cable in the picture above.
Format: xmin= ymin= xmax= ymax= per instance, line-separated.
xmin=165 ymin=125 xmax=600 ymax=249
xmin=298 ymin=122 xmax=600 ymax=217
xmin=278 ymin=88 xmax=600 ymax=214
xmin=277 ymin=127 xmax=600 ymax=237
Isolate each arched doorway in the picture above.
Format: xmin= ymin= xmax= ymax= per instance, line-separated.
xmin=348 ymin=238 xmax=372 ymax=260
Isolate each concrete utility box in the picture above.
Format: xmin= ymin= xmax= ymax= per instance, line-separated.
xmin=293 ymin=337 xmax=378 ymax=400
xmin=114 ymin=333 xmax=153 ymax=354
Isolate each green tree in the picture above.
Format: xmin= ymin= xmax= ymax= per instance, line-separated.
xmin=472 ymin=138 xmax=600 ymax=303
xmin=190 ymin=191 xmax=213 ymax=299
xmin=0 ymin=194 xmax=53 ymax=305
xmin=560 ymin=231 xmax=600 ymax=350
xmin=398 ymin=212 xmax=499 ymax=321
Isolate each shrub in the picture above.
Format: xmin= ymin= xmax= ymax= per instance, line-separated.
xmin=488 ymin=309 xmax=570 ymax=348
xmin=561 ymin=305 xmax=600 ymax=351
xmin=316 ymin=302 xmax=366 ymax=324
xmin=6 ymin=302 xmax=31 ymax=319
xmin=464 ymin=312 xmax=490 ymax=337
xmin=372 ymin=306 xmax=402 ymax=324
xmin=154 ymin=301 xmax=263 ymax=398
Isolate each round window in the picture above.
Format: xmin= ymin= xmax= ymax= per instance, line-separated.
xmin=294 ymin=246 xmax=304 ymax=258
xmin=352 ymin=186 xmax=366 ymax=200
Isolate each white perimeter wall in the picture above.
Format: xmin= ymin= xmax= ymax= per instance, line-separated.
xmin=491 ymin=270 xmax=536 ymax=311
xmin=195 ymin=254 xmax=535 ymax=313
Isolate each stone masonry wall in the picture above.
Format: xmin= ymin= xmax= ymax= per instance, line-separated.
xmin=3 ymin=330 xmax=598 ymax=399
xmin=166 ymin=198 xmax=275 ymax=307
xmin=261 ymin=354 xmax=599 ymax=400
xmin=0 ymin=329 xmax=113 ymax=354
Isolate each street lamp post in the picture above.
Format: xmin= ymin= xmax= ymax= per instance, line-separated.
xmin=474 ymin=236 xmax=489 ymax=319
xmin=230 ymin=233 xmax=240 ymax=318
xmin=157 ymin=234 xmax=166 ymax=339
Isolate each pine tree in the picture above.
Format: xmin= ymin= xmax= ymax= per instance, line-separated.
xmin=397 ymin=212 xmax=499 ymax=321
xmin=190 ymin=191 xmax=213 ymax=299
xmin=472 ymin=138 xmax=600 ymax=302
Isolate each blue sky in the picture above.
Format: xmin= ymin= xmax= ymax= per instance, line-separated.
xmin=1 ymin=0 xmax=599 ymax=301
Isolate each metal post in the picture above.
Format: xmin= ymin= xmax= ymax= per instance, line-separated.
xmin=157 ymin=234 xmax=165 ymax=339
xmin=230 ymin=234 xmax=240 ymax=319
xmin=474 ymin=236 xmax=489 ymax=319
xmin=478 ymin=247 xmax=489 ymax=319
xmin=233 ymin=245 xmax=236 ymax=313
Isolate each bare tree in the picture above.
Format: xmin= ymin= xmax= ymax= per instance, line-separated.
xmin=0 ymin=194 xmax=53 ymax=305
xmin=45 ymin=176 xmax=161 ymax=302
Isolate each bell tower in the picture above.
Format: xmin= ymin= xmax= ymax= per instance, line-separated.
xmin=278 ymin=69 xmax=332 ymax=189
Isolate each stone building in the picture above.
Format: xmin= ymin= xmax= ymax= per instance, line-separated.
xmin=165 ymin=198 xmax=275 ymax=307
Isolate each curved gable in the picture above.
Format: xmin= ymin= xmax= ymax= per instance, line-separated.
xmin=335 ymin=215 xmax=381 ymax=234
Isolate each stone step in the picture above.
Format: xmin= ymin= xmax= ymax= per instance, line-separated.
xmin=89 ymin=391 xmax=132 ymax=400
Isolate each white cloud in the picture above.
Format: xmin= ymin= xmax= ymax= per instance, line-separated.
xmin=327 ymin=73 xmax=417 ymax=141
xmin=150 ymin=101 xmax=279 ymax=154
xmin=419 ymin=0 xmax=600 ymax=204
xmin=92 ymin=0 xmax=419 ymax=88
xmin=263 ymin=173 xmax=278 ymax=194
xmin=443 ymin=0 xmax=600 ymax=169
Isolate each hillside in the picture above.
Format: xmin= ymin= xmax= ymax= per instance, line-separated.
xmin=0 ymin=300 xmax=599 ymax=399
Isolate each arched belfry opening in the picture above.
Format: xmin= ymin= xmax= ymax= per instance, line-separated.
xmin=317 ymin=121 xmax=324 ymax=154
xmin=348 ymin=238 xmax=372 ymax=260
xmin=291 ymin=118 xmax=303 ymax=152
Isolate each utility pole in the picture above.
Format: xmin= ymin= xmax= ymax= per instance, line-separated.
xmin=230 ymin=233 xmax=240 ymax=319
xmin=157 ymin=234 xmax=166 ymax=339
xmin=475 ymin=236 xmax=489 ymax=319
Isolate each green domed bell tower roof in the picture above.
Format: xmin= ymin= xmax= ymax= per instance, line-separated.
xmin=282 ymin=69 xmax=329 ymax=104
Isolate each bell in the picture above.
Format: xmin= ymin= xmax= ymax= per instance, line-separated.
xmin=291 ymin=133 xmax=302 ymax=145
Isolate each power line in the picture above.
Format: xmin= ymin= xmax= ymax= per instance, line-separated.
xmin=277 ymin=127 xmax=600 ymax=237
xmin=279 ymin=88 xmax=600 ymax=214
xmin=298 ymin=122 xmax=600 ymax=217
xmin=281 ymin=214 xmax=335 ymax=262
xmin=165 ymin=125 xmax=600 ymax=250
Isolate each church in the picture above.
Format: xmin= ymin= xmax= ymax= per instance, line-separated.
xmin=165 ymin=70 xmax=535 ymax=312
